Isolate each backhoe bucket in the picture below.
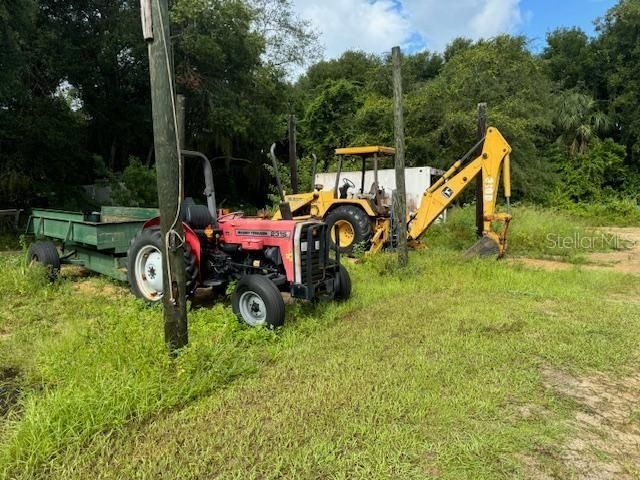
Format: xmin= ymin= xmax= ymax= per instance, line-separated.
xmin=464 ymin=235 xmax=502 ymax=259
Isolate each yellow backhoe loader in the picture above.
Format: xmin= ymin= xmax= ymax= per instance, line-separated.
xmin=273 ymin=127 xmax=513 ymax=258
xmin=272 ymin=145 xmax=394 ymax=253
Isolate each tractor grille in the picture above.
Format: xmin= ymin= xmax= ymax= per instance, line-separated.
xmin=299 ymin=222 xmax=328 ymax=285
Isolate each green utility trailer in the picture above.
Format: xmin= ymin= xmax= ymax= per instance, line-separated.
xmin=26 ymin=207 xmax=158 ymax=281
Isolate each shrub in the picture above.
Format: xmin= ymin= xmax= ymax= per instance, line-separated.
xmin=110 ymin=157 xmax=158 ymax=207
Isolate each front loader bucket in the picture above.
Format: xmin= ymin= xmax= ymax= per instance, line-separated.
xmin=464 ymin=235 xmax=502 ymax=259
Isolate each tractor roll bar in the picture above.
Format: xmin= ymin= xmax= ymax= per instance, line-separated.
xmin=334 ymin=156 xmax=344 ymax=197
xmin=181 ymin=149 xmax=217 ymax=227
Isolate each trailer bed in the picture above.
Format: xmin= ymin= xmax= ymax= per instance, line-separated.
xmin=27 ymin=207 xmax=159 ymax=281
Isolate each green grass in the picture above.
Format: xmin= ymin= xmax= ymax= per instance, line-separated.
xmin=425 ymin=204 xmax=637 ymax=262
xmin=0 ymin=256 xmax=282 ymax=478
xmin=0 ymin=207 xmax=639 ymax=479
xmin=0 ymin=233 xmax=20 ymax=252
xmin=560 ymin=198 xmax=640 ymax=227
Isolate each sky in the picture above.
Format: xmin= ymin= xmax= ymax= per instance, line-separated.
xmin=291 ymin=0 xmax=619 ymax=61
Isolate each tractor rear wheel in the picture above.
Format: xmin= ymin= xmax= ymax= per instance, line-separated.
xmin=27 ymin=241 xmax=60 ymax=280
xmin=232 ymin=275 xmax=285 ymax=328
xmin=325 ymin=205 xmax=372 ymax=255
xmin=127 ymin=226 xmax=198 ymax=305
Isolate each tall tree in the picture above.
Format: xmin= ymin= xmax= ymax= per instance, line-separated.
xmin=249 ymin=0 xmax=322 ymax=69
xmin=0 ymin=0 xmax=90 ymax=207
xmin=595 ymin=0 xmax=640 ymax=165
xmin=543 ymin=28 xmax=596 ymax=92
xmin=0 ymin=0 xmax=35 ymax=101
xmin=172 ymin=0 xmax=317 ymax=204
xmin=39 ymin=0 xmax=151 ymax=170
xmin=297 ymin=51 xmax=383 ymax=96
xmin=405 ymin=35 xmax=555 ymax=200
xmin=302 ymin=79 xmax=362 ymax=164
xmin=554 ymin=91 xmax=610 ymax=155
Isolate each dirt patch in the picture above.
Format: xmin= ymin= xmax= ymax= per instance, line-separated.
xmin=524 ymin=368 xmax=640 ymax=479
xmin=73 ymin=280 xmax=124 ymax=298
xmin=512 ymin=228 xmax=640 ymax=275
xmin=511 ymin=258 xmax=575 ymax=272
xmin=516 ymin=453 xmax=555 ymax=480
xmin=62 ymin=265 xmax=96 ymax=280
xmin=587 ymin=228 xmax=640 ymax=274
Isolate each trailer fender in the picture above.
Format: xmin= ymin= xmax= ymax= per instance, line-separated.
xmin=142 ymin=218 xmax=202 ymax=275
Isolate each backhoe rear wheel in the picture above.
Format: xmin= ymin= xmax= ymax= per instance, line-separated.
xmin=325 ymin=205 xmax=372 ymax=255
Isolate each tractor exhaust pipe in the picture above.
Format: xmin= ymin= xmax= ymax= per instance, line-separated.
xmin=269 ymin=143 xmax=293 ymax=220
xmin=270 ymin=143 xmax=286 ymax=202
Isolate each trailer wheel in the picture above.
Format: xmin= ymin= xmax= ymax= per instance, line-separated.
xmin=232 ymin=275 xmax=285 ymax=328
xmin=127 ymin=226 xmax=198 ymax=304
xmin=27 ymin=241 xmax=60 ymax=280
xmin=325 ymin=205 xmax=372 ymax=255
xmin=334 ymin=265 xmax=352 ymax=301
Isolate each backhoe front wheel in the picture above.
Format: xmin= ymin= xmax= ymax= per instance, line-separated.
xmin=232 ymin=275 xmax=285 ymax=328
xmin=127 ymin=226 xmax=198 ymax=305
xmin=325 ymin=206 xmax=373 ymax=255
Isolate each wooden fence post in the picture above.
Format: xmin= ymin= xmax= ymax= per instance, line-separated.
xmin=288 ymin=114 xmax=298 ymax=194
xmin=392 ymin=46 xmax=408 ymax=267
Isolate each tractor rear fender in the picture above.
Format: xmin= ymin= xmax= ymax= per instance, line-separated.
xmin=323 ymin=199 xmax=377 ymax=219
xmin=141 ymin=218 xmax=202 ymax=276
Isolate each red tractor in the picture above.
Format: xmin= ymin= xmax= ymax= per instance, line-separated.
xmin=126 ymin=151 xmax=351 ymax=327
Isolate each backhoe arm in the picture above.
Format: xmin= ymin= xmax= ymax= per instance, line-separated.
xmin=406 ymin=127 xmax=513 ymax=255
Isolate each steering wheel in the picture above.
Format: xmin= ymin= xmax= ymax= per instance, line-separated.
xmin=342 ymin=178 xmax=356 ymax=189
xmin=218 ymin=211 xmax=244 ymax=220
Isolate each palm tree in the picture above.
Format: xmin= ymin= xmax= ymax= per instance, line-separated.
xmin=554 ymin=91 xmax=610 ymax=155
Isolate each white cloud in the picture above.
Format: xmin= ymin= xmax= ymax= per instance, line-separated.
xmin=293 ymin=0 xmax=524 ymax=59
xmin=293 ymin=0 xmax=410 ymax=58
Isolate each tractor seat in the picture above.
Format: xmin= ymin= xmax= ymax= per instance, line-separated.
xmin=182 ymin=197 xmax=213 ymax=229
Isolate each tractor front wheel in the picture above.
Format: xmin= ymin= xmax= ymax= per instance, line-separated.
xmin=325 ymin=205 xmax=372 ymax=255
xmin=127 ymin=226 xmax=198 ymax=305
xmin=232 ymin=275 xmax=285 ymax=328
xmin=334 ymin=265 xmax=352 ymax=301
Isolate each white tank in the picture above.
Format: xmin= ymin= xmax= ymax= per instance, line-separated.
xmin=315 ymin=166 xmax=443 ymax=214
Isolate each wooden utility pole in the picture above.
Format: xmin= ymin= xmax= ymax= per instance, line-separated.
xmin=288 ymin=114 xmax=298 ymax=194
xmin=145 ymin=0 xmax=188 ymax=353
xmin=392 ymin=46 xmax=409 ymax=267
xmin=475 ymin=103 xmax=488 ymax=238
